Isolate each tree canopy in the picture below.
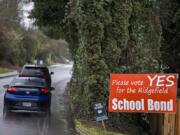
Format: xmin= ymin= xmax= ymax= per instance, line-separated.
xmin=0 ymin=0 xmax=70 ymax=67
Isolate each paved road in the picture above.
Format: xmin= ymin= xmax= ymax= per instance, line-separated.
xmin=0 ymin=64 xmax=76 ymax=135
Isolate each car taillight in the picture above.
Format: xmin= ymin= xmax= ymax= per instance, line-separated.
xmin=43 ymin=74 xmax=48 ymax=78
xmin=7 ymin=87 xmax=16 ymax=93
xmin=40 ymin=88 xmax=49 ymax=94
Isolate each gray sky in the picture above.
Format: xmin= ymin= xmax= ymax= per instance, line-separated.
xmin=19 ymin=1 xmax=34 ymax=29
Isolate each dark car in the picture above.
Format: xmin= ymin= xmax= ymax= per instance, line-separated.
xmin=19 ymin=65 xmax=53 ymax=87
xmin=3 ymin=77 xmax=54 ymax=115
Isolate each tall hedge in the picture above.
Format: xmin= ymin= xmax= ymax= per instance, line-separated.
xmin=159 ymin=0 xmax=180 ymax=87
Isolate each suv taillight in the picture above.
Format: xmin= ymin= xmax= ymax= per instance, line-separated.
xmin=40 ymin=88 xmax=49 ymax=94
xmin=19 ymin=74 xmax=28 ymax=77
xmin=7 ymin=87 xmax=17 ymax=93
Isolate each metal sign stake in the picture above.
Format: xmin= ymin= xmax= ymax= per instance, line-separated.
xmin=102 ymin=120 xmax=106 ymax=131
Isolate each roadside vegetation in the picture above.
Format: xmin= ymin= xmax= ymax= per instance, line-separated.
xmin=75 ymin=119 xmax=125 ymax=135
xmin=0 ymin=0 xmax=71 ymax=67
xmin=0 ymin=67 xmax=13 ymax=74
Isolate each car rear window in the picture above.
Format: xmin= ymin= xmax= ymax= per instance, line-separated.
xmin=12 ymin=78 xmax=45 ymax=87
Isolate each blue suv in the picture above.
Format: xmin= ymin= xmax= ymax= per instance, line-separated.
xmin=3 ymin=77 xmax=54 ymax=115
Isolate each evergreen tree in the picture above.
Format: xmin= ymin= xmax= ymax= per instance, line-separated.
xmin=159 ymin=0 xmax=180 ymax=87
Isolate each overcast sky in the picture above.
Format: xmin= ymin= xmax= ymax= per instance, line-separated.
xmin=19 ymin=1 xmax=34 ymax=29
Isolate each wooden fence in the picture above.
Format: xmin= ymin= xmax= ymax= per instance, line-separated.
xmin=149 ymin=99 xmax=180 ymax=135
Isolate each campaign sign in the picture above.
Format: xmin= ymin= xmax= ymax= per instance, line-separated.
xmin=93 ymin=101 xmax=108 ymax=121
xmin=109 ymin=74 xmax=178 ymax=113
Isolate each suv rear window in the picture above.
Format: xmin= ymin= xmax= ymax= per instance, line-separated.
xmin=21 ymin=67 xmax=48 ymax=76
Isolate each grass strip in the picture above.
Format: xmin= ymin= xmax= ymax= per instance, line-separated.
xmin=0 ymin=67 xmax=13 ymax=74
xmin=75 ymin=119 xmax=125 ymax=135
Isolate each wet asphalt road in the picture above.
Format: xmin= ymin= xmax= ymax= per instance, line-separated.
xmin=0 ymin=64 xmax=76 ymax=135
